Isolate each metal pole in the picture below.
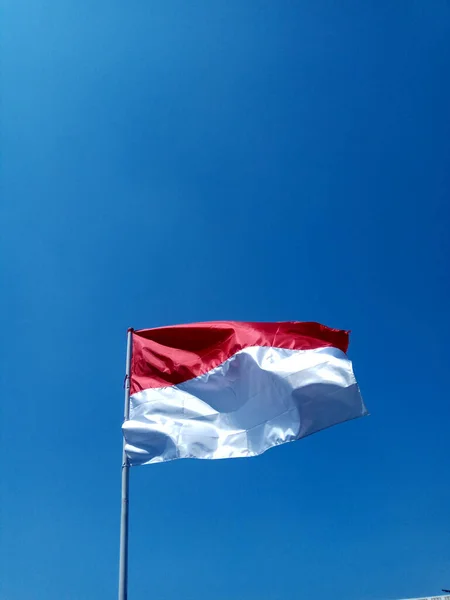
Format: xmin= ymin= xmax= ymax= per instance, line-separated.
xmin=119 ymin=328 xmax=133 ymax=600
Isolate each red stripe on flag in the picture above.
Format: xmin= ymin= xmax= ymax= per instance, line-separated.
xmin=130 ymin=321 xmax=349 ymax=393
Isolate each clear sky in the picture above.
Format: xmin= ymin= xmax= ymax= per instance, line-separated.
xmin=1 ymin=2 xmax=450 ymax=599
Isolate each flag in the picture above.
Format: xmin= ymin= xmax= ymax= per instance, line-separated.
xmin=123 ymin=321 xmax=367 ymax=465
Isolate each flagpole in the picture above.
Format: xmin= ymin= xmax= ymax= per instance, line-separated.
xmin=119 ymin=328 xmax=133 ymax=600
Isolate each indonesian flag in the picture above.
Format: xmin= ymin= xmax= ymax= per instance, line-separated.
xmin=123 ymin=321 xmax=367 ymax=465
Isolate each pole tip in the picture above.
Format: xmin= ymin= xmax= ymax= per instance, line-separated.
xmin=127 ymin=327 xmax=134 ymax=333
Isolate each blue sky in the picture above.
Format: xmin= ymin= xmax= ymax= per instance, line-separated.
xmin=1 ymin=1 xmax=450 ymax=599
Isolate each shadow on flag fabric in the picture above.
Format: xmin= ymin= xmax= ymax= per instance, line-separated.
xmin=122 ymin=321 xmax=367 ymax=465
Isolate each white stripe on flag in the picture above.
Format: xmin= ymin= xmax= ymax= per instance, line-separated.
xmin=123 ymin=345 xmax=366 ymax=465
